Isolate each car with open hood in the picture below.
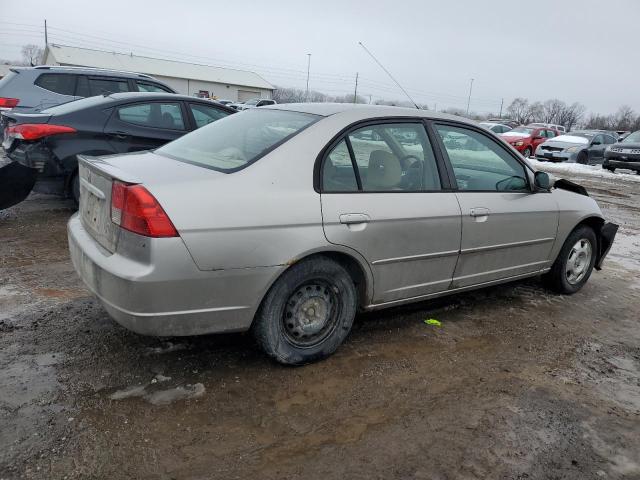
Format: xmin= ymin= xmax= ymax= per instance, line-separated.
xmin=67 ymin=103 xmax=617 ymax=365
xmin=603 ymin=130 xmax=640 ymax=173
xmin=535 ymin=130 xmax=618 ymax=164
xmin=500 ymin=125 xmax=558 ymax=157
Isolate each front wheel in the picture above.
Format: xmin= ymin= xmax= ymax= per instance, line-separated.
xmin=544 ymin=225 xmax=597 ymax=294
xmin=576 ymin=152 xmax=589 ymax=165
xmin=70 ymin=172 xmax=80 ymax=205
xmin=252 ymin=257 xmax=357 ymax=365
xmin=522 ymin=147 xmax=532 ymax=158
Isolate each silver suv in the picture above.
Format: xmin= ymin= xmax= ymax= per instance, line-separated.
xmin=0 ymin=65 xmax=176 ymax=113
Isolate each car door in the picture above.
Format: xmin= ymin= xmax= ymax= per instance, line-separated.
xmin=104 ymin=101 xmax=188 ymax=153
xmin=433 ymin=122 xmax=558 ymax=289
xmin=588 ymin=134 xmax=606 ymax=162
xmin=320 ymin=121 xmax=462 ymax=305
xmin=531 ymin=128 xmax=547 ymax=150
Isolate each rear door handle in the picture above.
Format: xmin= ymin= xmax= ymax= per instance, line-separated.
xmin=470 ymin=207 xmax=490 ymax=218
xmin=108 ymin=131 xmax=130 ymax=139
xmin=339 ymin=213 xmax=370 ymax=224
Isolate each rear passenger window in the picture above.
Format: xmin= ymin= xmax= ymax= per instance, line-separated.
xmin=435 ymin=124 xmax=528 ymax=192
xmin=136 ymin=81 xmax=171 ymax=93
xmin=34 ymin=73 xmax=76 ymax=96
xmin=117 ymin=102 xmax=185 ymax=130
xmin=321 ymin=123 xmax=441 ymax=192
xmin=322 ymin=140 xmax=358 ymax=192
xmin=88 ymin=78 xmax=129 ymax=96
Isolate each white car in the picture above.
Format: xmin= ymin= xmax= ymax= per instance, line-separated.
xmin=479 ymin=122 xmax=512 ymax=134
xmin=230 ymin=98 xmax=277 ymax=111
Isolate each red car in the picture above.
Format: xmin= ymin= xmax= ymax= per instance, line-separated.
xmin=500 ymin=126 xmax=558 ymax=157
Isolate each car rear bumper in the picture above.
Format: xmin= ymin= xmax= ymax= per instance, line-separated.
xmin=595 ymin=222 xmax=618 ymax=270
xmin=67 ymin=214 xmax=284 ymax=336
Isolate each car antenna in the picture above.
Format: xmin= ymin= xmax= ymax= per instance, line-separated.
xmin=358 ymin=41 xmax=420 ymax=109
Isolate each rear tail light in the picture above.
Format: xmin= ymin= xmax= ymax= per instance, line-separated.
xmin=0 ymin=97 xmax=19 ymax=108
xmin=111 ymin=181 xmax=178 ymax=238
xmin=7 ymin=123 xmax=76 ymax=141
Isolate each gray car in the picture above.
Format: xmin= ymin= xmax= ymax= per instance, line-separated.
xmin=535 ymin=130 xmax=618 ymax=164
xmin=68 ymin=104 xmax=617 ymax=364
xmin=0 ymin=65 xmax=175 ymax=113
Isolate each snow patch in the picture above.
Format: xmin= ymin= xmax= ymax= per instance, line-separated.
xmin=528 ymin=159 xmax=640 ymax=183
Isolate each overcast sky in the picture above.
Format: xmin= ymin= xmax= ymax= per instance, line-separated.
xmin=1 ymin=0 xmax=638 ymax=114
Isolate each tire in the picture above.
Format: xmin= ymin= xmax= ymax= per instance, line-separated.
xmin=544 ymin=225 xmax=597 ymax=294
xmin=70 ymin=172 xmax=80 ymax=205
xmin=522 ymin=147 xmax=532 ymax=158
xmin=252 ymin=257 xmax=357 ymax=365
xmin=576 ymin=152 xmax=589 ymax=165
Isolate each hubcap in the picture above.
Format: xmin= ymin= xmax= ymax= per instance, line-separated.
xmin=282 ymin=281 xmax=339 ymax=347
xmin=565 ymin=238 xmax=592 ymax=285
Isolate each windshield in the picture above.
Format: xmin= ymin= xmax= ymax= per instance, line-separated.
xmin=156 ymin=109 xmax=320 ymax=172
xmin=508 ymin=127 xmax=534 ymax=135
xmin=623 ymin=131 xmax=640 ymax=143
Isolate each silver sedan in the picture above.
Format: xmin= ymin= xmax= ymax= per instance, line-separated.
xmin=68 ymin=104 xmax=618 ymax=364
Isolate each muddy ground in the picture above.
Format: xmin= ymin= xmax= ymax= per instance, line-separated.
xmin=1 ymin=169 xmax=639 ymax=480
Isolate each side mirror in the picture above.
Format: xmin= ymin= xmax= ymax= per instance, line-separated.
xmin=534 ymin=171 xmax=550 ymax=190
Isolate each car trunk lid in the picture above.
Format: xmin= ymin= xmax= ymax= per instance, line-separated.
xmin=77 ymin=150 xmax=224 ymax=253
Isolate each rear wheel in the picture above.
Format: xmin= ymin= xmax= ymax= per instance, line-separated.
xmin=544 ymin=225 xmax=597 ymax=294
xmin=522 ymin=147 xmax=532 ymax=158
xmin=577 ymin=151 xmax=589 ymax=165
xmin=252 ymin=257 xmax=357 ymax=365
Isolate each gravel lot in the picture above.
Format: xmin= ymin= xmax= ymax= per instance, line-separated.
xmin=1 ymin=165 xmax=639 ymax=479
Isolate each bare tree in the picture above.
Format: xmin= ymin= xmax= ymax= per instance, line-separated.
xmin=540 ymin=99 xmax=565 ymax=124
xmin=506 ymin=98 xmax=532 ymax=124
xmin=21 ymin=44 xmax=44 ymax=66
xmin=559 ymin=102 xmax=586 ymax=131
xmin=615 ymin=105 xmax=635 ymax=131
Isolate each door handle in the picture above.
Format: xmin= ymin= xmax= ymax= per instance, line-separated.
xmin=469 ymin=207 xmax=490 ymax=218
xmin=339 ymin=213 xmax=370 ymax=224
xmin=108 ymin=131 xmax=130 ymax=139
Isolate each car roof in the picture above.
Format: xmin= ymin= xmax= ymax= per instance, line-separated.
xmin=11 ymin=65 xmax=159 ymax=80
xmin=264 ymin=102 xmax=468 ymax=123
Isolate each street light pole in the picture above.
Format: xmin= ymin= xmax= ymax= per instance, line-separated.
xmin=466 ymin=78 xmax=474 ymax=116
xmin=305 ymin=53 xmax=311 ymax=102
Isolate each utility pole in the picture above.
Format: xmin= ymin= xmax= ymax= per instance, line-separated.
xmin=353 ymin=72 xmax=358 ymax=103
xmin=44 ymin=19 xmax=48 ymax=46
xmin=466 ymin=78 xmax=474 ymax=116
xmin=305 ymin=53 xmax=311 ymax=102
xmin=499 ymin=98 xmax=504 ymax=118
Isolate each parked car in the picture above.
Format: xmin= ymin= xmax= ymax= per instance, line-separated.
xmin=486 ymin=118 xmax=519 ymax=129
xmin=500 ymin=126 xmax=558 ymax=157
xmin=1 ymin=92 xmax=234 ymax=208
xmin=616 ymin=130 xmax=631 ymax=141
xmin=603 ymin=130 xmax=640 ymax=173
xmin=67 ymin=103 xmax=617 ymax=365
xmin=528 ymin=122 xmax=566 ymax=133
xmin=479 ymin=122 xmax=512 ymax=134
xmin=230 ymin=98 xmax=277 ymax=111
xmin=535 ymin=131 xmax=618 ymax=164
xmin=0 ymin=65 xmax=176 ymax=113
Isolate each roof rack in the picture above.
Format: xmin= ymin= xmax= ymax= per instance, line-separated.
xmin=32 ymin=65 xmax=153 ymax=79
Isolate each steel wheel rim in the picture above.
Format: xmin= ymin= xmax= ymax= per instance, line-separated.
xmin=282 ymin=280 xmax=341 ymax=348
xmin=566 ymin=238 xmax=593 ymax=285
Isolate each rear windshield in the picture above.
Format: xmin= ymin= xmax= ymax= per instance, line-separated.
xmin=41 ymin=95 xmax=110 ymax=114
xmin=0 ymin=71 xmax=17 ymax=89
xmin=156 ymin=109 xmax=320 ymax=172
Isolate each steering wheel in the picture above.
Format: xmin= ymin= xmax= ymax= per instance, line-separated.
xmin=399 ymin=155 xmax=421 ymax=170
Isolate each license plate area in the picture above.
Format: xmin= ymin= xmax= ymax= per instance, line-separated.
xmin=78 ymin=163 xmax=119 ymax=253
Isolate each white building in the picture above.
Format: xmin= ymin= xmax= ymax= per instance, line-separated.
xmin=43 ymin=44 xmax=274 ymax=102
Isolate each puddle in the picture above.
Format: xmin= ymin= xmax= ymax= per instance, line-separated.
xmin=109 ymin=382 xmax=205 ymax=405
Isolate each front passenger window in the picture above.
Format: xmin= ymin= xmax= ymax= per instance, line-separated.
xmin=435 ymin=124 xmax=528 ymax=192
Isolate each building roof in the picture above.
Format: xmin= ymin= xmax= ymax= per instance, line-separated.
xmin=44 ymin=44 xmax=274 ymax=90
